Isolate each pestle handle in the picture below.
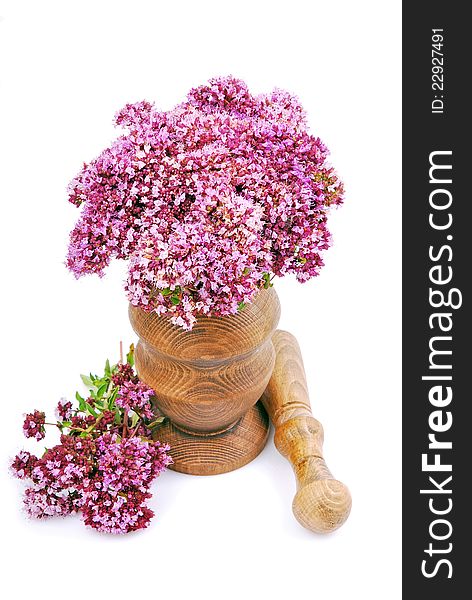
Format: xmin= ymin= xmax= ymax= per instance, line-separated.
xmin=261 ymin=330 xmax=352 ymax=533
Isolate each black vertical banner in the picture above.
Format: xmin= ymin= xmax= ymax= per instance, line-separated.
xmin=403 ymin=2 xmax=469 ymax=596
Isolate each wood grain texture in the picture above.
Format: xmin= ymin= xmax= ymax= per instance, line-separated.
xmin=261 ymin=330 xmax=352 ymax=533
xmin=129 ymin=288 xmax=280 ymax=475
xmin=152 ymin=402 xmax=270 ymax=475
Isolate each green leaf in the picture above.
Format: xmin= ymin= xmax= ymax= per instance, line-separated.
xmin=75 ymin=391 xmax=86 ymax=411
xmin=237 ymin=302 xmax=246 ymax=312
xmin=96 ymin=382 xmax=108 ymax=399
xmin=61 ymin=421 xmax=72 ymax=428
xmin=130 ymin=411 xmax=140 ymax=428
xmin=80 ymin=374 xmax=94 ymax=388
xmin=85 ymin=403 xmax=98 ymax=418
xmin=126 ymin=344 xmax=135 ymax=367
xmin=161 ymin=287 xmax=172 ymax=296
xmin=170 ymin=295 xmax=180 ymax=305
xmin=147 ymin=416 xmax=165 ymax=428
xmin=114 ymin=411 xmax=122 ymax=425
xmin=262 ymin=272 xmax=273 ymax=289
xmin=104 ymin=359 xmax=111 ymax=376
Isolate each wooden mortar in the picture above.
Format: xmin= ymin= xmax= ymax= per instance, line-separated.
xmin=129 ymin=287 xmax=280 ymax=475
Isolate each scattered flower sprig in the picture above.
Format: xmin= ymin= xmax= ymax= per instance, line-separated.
xmin=66 ymin=76 xmax=344 ymax=330
xmin=11 ymin=345 xmax=172 ymax=534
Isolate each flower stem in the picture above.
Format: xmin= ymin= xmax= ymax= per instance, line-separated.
xmin=129 ymin=419 xmax=142 ymax=439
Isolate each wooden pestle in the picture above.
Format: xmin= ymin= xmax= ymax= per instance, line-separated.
xmin=261 ymin=330 xmax=352 ymax=533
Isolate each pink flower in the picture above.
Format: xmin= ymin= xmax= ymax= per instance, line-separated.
xmin=56 ymin=398 xmax=73 ymax=421
xmin=95 ymin=434 xmax=171 ymax=493
xmin=23 ymin=410 xmax=46 ymax=441
xmin=115 ymin=380 xmax=155 ymax=419
xmin=66 ymin=76 xmax=344 ymax=329
xmin=12 ymin=349 xmax=172 ymax=534
xmin=80 ymin=435 xmax=171 ymax=534
xmin=10 ymin=450 xmax=38 ymax=480
xmin=81 ymin=488 xmax=155 ymax=534
xmin=14 ymin=432 xmax=171 ymax=532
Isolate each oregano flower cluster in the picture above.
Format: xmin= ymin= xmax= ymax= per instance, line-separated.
xmin=67 ymin=76 xmax=344 ymax=329
xmin=11 ymin=346 xmax=172 ymax=534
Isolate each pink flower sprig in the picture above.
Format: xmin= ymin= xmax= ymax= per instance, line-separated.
xmin=67 ymin=76 xmax=344 ymax=329
xmin=23 ymin=410 xmax=46 ymax=441
xmin=11 ymin=345 xmax=172 ymax=534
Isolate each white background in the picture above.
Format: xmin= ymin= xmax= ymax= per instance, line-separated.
xmin=0 ymin=1 xmax=401 ymax=598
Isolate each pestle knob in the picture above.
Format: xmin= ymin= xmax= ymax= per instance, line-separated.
xmin=261 ymin=330 xmax=352 ymax=533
